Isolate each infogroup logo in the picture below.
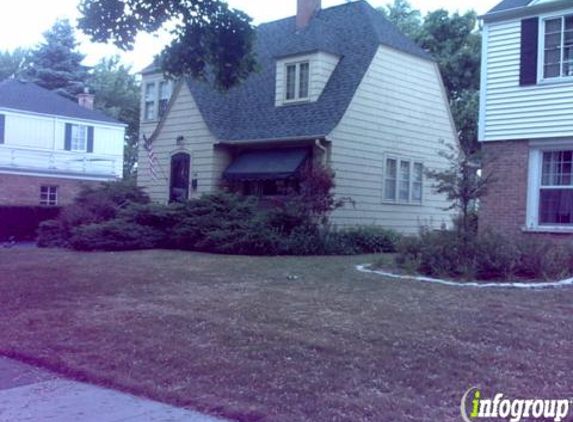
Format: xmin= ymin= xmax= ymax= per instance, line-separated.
xmin=460 ymin=387 xmax=572 ymax=422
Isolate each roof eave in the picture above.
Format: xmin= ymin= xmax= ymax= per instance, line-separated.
xmin=480 ymin=0 xmax=572 ymax=22
xmin=217 ymin=135 xmax=328 ymax=145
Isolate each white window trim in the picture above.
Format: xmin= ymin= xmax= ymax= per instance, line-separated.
xmin=382 ymin=155 xmax=424 ymax=206
xmin=70 ymin=124 xmax=88 ymax=152
xmin=526 ymin=141 xmax=573 ymax=232
xmin=537 ymin=9 xmax=573 ymax=85
xmin=40 ymin=186 xmax=58 ymax=206
xmin=283 ymin=61 xmax=311 ymax=103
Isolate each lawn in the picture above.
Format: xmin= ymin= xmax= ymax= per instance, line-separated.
xmin=1 ymin=249 xmax=572 ymax=422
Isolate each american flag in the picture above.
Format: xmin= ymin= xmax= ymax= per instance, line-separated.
xmin=143 ymin=135 xmax=159 ymax=182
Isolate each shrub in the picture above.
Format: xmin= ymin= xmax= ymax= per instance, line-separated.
xmin=37 ymin=181 xmax=150 ymax=248
xmin=70 ymin=220 xmax=165 ymax=251
xmin=337 ymin=226 xmax=400 ymax=254
xmin=474 ymin=232 xmax=520 ymax=281
xmin=416 ymin=229 xmax=476 ymax=279
xmin=37 ymin=220 xmax=67 ymax=248
xmin=395 ymin=228 xmax=573 ymax=282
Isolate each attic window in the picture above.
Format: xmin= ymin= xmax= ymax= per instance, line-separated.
xmin=285 ymin=61 xmax=310 ymax=102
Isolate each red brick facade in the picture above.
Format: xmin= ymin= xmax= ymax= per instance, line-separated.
xmin=0 ymin=173 xmax=102 ymax=206
xmin=479 ymin=140 xmax=530 ymax=237
xmin=480 ymin=141 xmax=573 ymax=242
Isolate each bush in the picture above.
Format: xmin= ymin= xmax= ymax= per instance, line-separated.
xmin=37 ymin=181 xmax=150 ymax=248
xmin=70 ymin=220 xmax=165 ymax=251
xmin=395 ymin=228 xmax=573 ymax=282
xmin=0 ymin=206 xmax=61 ymax=241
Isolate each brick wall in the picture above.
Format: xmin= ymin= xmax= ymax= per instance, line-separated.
xmin=0 ymin=173 xmax=102 ymax=206
xmin=479 ymin=140 xmax=530 ymax=237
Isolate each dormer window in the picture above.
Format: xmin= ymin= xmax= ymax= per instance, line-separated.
xmin=285 ymin=61 xmax=310 ymax=102
xmin=542 ymin=14 xmax=573 ymax=80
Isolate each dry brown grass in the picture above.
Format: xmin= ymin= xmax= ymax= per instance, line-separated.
xmin=1 ymin=249 xmax=572 ymax=421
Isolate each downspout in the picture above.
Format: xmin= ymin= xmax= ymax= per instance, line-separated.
xmin=315 ymin=139 xmax=327 ymax=166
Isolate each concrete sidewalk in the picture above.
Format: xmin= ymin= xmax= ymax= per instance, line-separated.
xmin=0 ymin=357 xmax=229 ymax=422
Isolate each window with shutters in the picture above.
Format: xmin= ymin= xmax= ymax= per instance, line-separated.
xmin=541 ymin=14 xmax=573 ymax=80
xmin=70 ymin=124 xmax=88 ymax=152
xmin=384 ymin=157 xmax=424 ymax=204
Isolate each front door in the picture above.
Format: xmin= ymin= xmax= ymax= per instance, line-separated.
xmin=170 ymin=153 xmax=190 ymax=202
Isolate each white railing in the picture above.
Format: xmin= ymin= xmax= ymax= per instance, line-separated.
xmin=0 ymin=145 xmax=122 ymax=178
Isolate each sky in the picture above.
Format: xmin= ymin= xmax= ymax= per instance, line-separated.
xmin=0 ymin=0 xmax=499 ymax=72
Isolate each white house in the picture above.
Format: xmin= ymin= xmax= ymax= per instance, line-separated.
xmin=138 ymin=0 xmax=459 ymax=234
xmin=479 ymin=0 xmax=573 ymax=238
xmin=0 ymin=80 xmax=125 ymax=206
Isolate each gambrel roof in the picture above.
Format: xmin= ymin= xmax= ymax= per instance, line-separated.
xmin=146 ymin=1 xmax=432 ymax=143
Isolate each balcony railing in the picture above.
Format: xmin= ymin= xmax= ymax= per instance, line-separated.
xmin=0 ymin=146 xmax=122 ymax=178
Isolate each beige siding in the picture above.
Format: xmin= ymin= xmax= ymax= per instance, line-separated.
xmin=480 ymin=18 xmax=573 ymax=141
xmin=328 ymin=45 xmax=458 ymax=234
xmin=137 ymin=82 xmax=218 ymax=202
xmin=275 ymin=51 xmax=340 ymax=106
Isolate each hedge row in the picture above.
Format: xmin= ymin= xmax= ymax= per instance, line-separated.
xmin=38 ymin=186 xmax=400 ymax=256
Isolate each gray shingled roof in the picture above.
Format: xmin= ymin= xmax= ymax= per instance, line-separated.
xmin=0 ymin=79 xmax=121 ymax=124
xmin=487 ymin=0 xmax=533 ymax=14
xmin=182 ymin=0 xmax=432 ymax=143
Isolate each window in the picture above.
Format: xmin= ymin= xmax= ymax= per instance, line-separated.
xmin=70 ymin=124 xmax=87 ymax=152
xmin=285 ymin=61 xmax=310 ymax=101
xmin=145 ymin=82 xmax=156 ymax=121
xmin=158 ymin=81 xmax=171 ymax=118
xmin=539 ymin=151 xmax=573 ymax=225
xmin=40 ymin=186 xmax=58 ymax=206
xmin=384 ymin=157 xmax=423 ymax=204
xmin=542 ymin=14 xmax=573 ymax=79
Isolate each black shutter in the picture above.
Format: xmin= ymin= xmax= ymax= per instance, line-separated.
xmin=64 ymin=123 xmax=72 ymax=151
xmin=87 ymin=126 xmax=94 ymax=153
xmin=0 ymin=114 xmax=4 ymax=144
xmin=520 ymin=17 xmax=539 ymax=86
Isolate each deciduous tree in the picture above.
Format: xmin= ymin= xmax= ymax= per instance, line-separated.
xmin=78 ymin=0 xmax=257 ymax=90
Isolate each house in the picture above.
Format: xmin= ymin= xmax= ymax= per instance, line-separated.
xmin=138 ymin=0 xmax=459 ymax=234
xmin=0 ymin=80 xmax=125 ymax=206
xmin=479 ymin=0 xmax=573 ymax=237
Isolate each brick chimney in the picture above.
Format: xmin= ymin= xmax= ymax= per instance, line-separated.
xmin=77 ymin=88 xmax=95 ymax=110
xmin=297 ymin=0 xmax=321 ymax=29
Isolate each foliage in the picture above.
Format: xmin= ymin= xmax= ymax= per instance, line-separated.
xmin=269 ymin=165 xmax=351 ymax=230
xmin=25 ymin=19 xmax=89 ymax=99
xmin=70 ymin=220 xmax=165 ymax=251
xmin=426 ymin=143 xmax=492 ymax=242
xmin=380 ymin=0 xmax=422 ymax=40
xmin=396 ymin=228 xmax=573 ymax=282
xmin=37 ymin=181 xmax=149 ymax=247
xmin=0 ymin=48 xmax=30 ymax=81
xmin=87 ymin=56 xmax=141 ymax=179
xmin=78 ymin=0 xmax=257 ymax=90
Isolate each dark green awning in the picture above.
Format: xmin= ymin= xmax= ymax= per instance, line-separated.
xmin=223 ymin=148 xmax=309 ymax=181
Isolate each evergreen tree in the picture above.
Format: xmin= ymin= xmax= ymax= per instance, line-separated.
xmin=0 ymin=48 xmax=30 ymax=81
xmin=26 ymin=19 xmax=89 ymax=99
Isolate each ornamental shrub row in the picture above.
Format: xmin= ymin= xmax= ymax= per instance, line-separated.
xmin=38 ymin=182 xmax=400 ymax=256
xmin=396 ymin=228 xmax=573 ymax=282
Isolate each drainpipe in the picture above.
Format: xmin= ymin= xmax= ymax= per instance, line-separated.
xmin=315 ymin=139 xmax=327 ymax=166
